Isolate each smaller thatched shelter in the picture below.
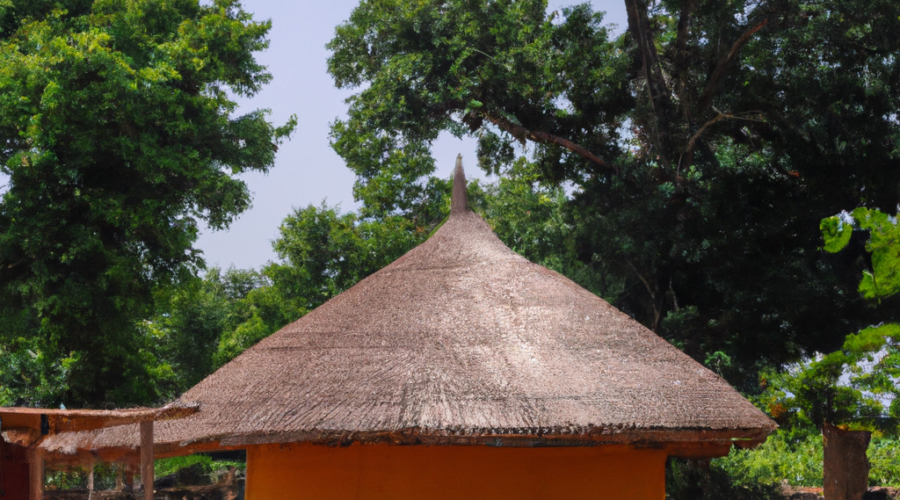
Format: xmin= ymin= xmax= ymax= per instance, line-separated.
xmin=0 ymin=403 xmax=196 ymax=500
xmin=39 ymin=157 xmax=775 ymax=499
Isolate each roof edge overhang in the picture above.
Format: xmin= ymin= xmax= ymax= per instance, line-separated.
xmin=36 ymin=425 xmax=770 ymax=464
xmin=1 ymin=401 xmax=199 ymax=435
xmin=146 ymin=424 xmax=775 ymax=460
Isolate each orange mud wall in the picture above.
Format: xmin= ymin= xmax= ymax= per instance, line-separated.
xmin=246 ymin=443 xmax=667 ymax=499
xmin=0 ymin=440 xmax=31 ymax=499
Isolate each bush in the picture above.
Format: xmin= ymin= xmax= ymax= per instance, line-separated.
xmin=154 ymin=454 xmax=246 ymax=479
xmin=666 ymin=458 xmax=784 ymax=500
xmin=709 ymin=428 xmax=900 ymax=490
xmin=869 ymin=437 xmax=900 ymax=487
xmin=718 ymin=428 xmax=824 ymax=488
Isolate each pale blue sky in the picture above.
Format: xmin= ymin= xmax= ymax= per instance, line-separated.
xmin=196 ymin=0 xmax=627 ymax=270
xmin=0 ymin=0 xmax=627 ymax=271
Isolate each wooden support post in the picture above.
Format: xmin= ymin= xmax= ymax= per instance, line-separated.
xmin=28 ymin=448 xmax=43 ymax=500
xmin=140 ymin=420 xmax=154 ymax=500
xmin=124 ymin=464 xmax=135 ymax=493
xmin=87 ymin=462 xmax=95 ymax=500
xmin=116 ymin=464 xmax=124 ymax=491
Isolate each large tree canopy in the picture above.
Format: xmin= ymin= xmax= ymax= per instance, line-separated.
xmin=0 ymin=0 xmax=294 ymax=406
xmin=327 ymin=0 xmax=900 ymax=387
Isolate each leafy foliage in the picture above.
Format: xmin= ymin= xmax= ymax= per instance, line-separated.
xmin=140 ymin=268 xmax=272 ymax=398
xmin=44 ymin=462 xmax=124 ymax=491
xmin=479 ymin=158 xmax=619 ymax=298
xmin=823 ymin=209 xmax=900 ymax=302
xmin=718 ymin=428 xmax=825 ymax=488
xmin=666 ymin=457 xmax=784 ymax=500
xmin=756 ymin=208 xmax=900 ymax=433
xmin=154 ymin=453 xmax=246 ymax=479
xmin=0 ymin=336 xmax=68 ymax=406
xmin=710 ymin=429 xmax=900 ymax=488
xmin=215 ymin=203 xmax=428 ymax=362
xmin=869 ymin=437 xmax=900 ymax=487
xmin=0 ymin=0 xmax=295 ymax=406
xmin=327 ymin=0 xmax=630 ymax=212
xmin=669 ymin=428 xmax=900 ymax=497
xmin=757 ymin=324 xmax=900 ymax=433
xmin=265 ymin=204 xmax=425 ymax=312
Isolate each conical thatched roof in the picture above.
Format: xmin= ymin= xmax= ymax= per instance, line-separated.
xmin=42 ymin=157 xmax=773 ymax=455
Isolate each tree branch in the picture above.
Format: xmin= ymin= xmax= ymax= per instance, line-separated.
xmin=697 ymin=19 xmax=768 ymax=113
xmin=480 ymin=112 xmax=620 ymax=177
xmin=629 ymin=261 xmax=662 ymax=332
xmin=685 ymin=112 xmax=727 ymax=158
xmin=685 ymin=107 xmax=767 ymax=158
xmin=626 ymin=0 xmax=675 ymax=167
xmin=673 ymin=0 xmax=698 ymax=122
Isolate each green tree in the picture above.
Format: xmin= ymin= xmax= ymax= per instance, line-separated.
xmin=760 ymin=209 xmax=900 ymax=433
xmin=213 ymin=204 xmax=427 ymax=363
xmin=479 ymin=158 xmax=619 ymax=299
xmin=0 ymin=0 xmax=295 ymax=407
xmin=716 ymin=208 xmax=900 ymax=494
xmin=136 ymin=266 xmax=277 ymax=398
xmin=326 ymin=0 xmax=900 ymax=388
xmin=150 ymin=268 xmax=261 ymax=394
xmin=264 ymin=203 xmax=426 ymax=312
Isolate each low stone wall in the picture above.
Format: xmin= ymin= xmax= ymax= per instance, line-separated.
xmin=784 ymin=486 xmax=900 ymax=500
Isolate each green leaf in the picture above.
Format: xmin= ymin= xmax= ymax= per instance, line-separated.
xmin=820 ymin=215 xmax=852 ymax=253
xmin=850 ymin=208 xmax=900 ymax=300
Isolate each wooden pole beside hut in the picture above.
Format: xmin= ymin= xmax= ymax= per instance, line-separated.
xmin=140 ymin=420 xmax=154 ymax=500
xmin=28 ymin=448 xmax=42 ymax=500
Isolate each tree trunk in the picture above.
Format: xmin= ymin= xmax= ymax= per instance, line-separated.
xmin=823 ymin=421 xmax=871 ymax=500
xmin=624 ymin=0 xmax=674 ymax=167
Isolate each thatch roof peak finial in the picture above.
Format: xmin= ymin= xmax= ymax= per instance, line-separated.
xmin=451 ymin=154 xmax=467 ymax=215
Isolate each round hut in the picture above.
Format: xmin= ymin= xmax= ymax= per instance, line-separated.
xmin=42 ymin=157 xmax=775 ymax=499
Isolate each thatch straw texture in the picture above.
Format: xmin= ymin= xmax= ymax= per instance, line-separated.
xmin=42 ymin=162 xmax=773 ymax=453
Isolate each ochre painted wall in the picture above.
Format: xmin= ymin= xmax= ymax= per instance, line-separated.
xmin=246 ymin=443 xmax=666 ymax=500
